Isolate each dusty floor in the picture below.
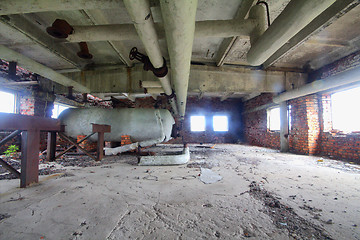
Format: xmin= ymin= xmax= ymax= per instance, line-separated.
xmin=0 ymin=144 xmax=359 ymax=240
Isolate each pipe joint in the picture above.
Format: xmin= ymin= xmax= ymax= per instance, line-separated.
xmin=129 ymin=47 xmax=168 ymax=77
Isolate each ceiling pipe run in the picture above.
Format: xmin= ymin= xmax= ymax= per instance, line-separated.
xmin=123 ymin=0 xmax=178 ymax=115
xmin=67 ymin=19 xmax=256 ymax=42
xmin=159 ymin=0 xmax=198 ymax=118
xmin=0 ymin=45 xmax=89 ymax=92
xmin=247 ymin=0 xmax=337 ymax=66
xmin=273 ymin=67 xmax=360 ymax=104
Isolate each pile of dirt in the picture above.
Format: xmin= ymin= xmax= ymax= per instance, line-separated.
xmin=248 ymin=181 xmax=332 ymax=240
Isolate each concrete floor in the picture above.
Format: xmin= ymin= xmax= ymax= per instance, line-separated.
xmin=0 ymin=144 xmax=359 ymax=240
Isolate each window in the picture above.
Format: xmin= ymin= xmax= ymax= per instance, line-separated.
xmin=0 ymin=91 xmax=15 ymax=113
xmin=190 ymin=116 xmax=205 ymax=131
xmin=213 ymin=116 xmax=228 ymax=132
xmin=267 ymin=107 xmax=280 ymax=131
xmin=331 ymin=86 xmax=360 ymax=132
xmin=52 ymin=104 xmax=69 ymax=118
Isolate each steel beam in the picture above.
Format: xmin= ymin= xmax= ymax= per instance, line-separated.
xmin=46 ymin=132 xmax=57 ymax=162
xmin=20 ymin=130 xmax=40 ymax=188
xmin=0 ymin=113 xmax=62 ymax=131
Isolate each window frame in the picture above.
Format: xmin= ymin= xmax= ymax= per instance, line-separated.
xmin=267 ymin=106 xmax=281 ymax=132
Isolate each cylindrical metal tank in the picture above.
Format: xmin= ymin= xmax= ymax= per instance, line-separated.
xmin=59 ymin=108 xmax=175 ymax=142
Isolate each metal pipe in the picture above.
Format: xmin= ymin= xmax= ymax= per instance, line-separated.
xmin=123 ymin=0 xmax=178 ymax=115
xmin=273 ymin=67 xmax=360 ymax=104
xmin=67 ymin=19 xmax=256 ymax=42
xmin=247 ymin=0 xmax=337 ymax=66
xmin=0 ymin=45 xmax=89 ymax=93
xmin=160 ymin=0 xmax=198 ymax=118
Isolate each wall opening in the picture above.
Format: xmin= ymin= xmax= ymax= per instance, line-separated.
xmin=267 ymin=107 xmax=280 ymax=131
xmin=213 ymin=115 xmax=228 ymax=132
xmin=52 ymin=104 xmax=69 ymax=118
xmin=0 ymin=91 xmax=15 ymax=113
xmin=190 ymin=115 xmax=205 ymax=132
xmin=331 ymin=86 xmax=360 ymax=133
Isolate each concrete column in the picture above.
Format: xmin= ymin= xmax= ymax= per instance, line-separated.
xmin=280 ymin=101 xmax=289 ymax=152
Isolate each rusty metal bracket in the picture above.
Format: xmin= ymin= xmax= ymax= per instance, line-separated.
xmin=129 ymin=47 xmax=168 ymax=78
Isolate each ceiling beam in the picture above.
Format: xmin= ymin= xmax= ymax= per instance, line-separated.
xmin=81 ymin=9 xmax=132 ymax=67
xmin=0 ymin=15 xmax=86 ymax=69
xmin=263 ymin=0 xmax=359 ymax=69
xmin=0 ymin=45 xmax=89 ymax=93
xmin=215 ymin=0 xmax=257 ymax=67
xmin=64 ymin=64 xmax=306 ymax=95
xmin=0 ymin=0 xmax=123 ymax=15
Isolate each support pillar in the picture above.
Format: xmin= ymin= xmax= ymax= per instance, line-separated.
xmin=20 ymin=130 xmax=40 ymax=188
xmin=46 ymin=132 xmax=56 ymax=161
xmin=280 ymin=101 xmax=289 ymax=152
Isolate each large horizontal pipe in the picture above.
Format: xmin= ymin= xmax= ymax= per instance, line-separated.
xmin=247 ymin=0 xmax=337 ymax=66
xmin=67 ymin=19 xmax=255 ymax=42
xmin=0 ymin=0 xmax=122 ymax=15
xmin=0 ymin=45 xmax=89 ymax=92
xmin=273 ymin=67 xmax=360 ymax=103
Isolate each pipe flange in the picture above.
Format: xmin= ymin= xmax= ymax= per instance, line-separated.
xmin=153 ymin=58 xmax=168 ymax=78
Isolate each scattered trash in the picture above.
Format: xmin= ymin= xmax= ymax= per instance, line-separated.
xmin=214 ymin=231 xmax=220 ymax=238
xmin=325 ymin=219 xmax=333 ymax=224
xmin=279 ymin=222 xmax=287 ymax=226
xmin=199 ymin=168 xmax=223 ymax=184
xmin=317 ymin=159 xmax=324 ymax=162
xmin=171 ymin=175 xmax=197 ymax=180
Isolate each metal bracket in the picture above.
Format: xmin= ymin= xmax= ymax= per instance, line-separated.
xmin=129 ymin=47 xmax=168 ymax=78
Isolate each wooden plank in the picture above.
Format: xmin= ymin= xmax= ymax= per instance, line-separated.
xmin=0 ymin=158 xmax=20 ymax=178
xmin=97 ymin=132 xmax=104 ymax=161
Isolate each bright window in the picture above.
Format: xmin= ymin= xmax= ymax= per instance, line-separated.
xmin=331 ymin=86 xmax=360 ymax=132
xmin=190 ymin=116 xmax=205 ymax=131
xmin=0 ymin=91 xmax=15 ymax=113
xmin=52 ymin=104 xmax=69 ymax=118
xmin=213 ymin=116 xmax=228 ymax=132
xmin=267 ymin=107 xmax=280 ymax=131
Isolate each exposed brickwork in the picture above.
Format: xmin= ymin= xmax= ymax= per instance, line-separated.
xmin=243 ymin=94 xmax=280 ymax=150
xmin=244 ymin=92 xmax=360 ymax=163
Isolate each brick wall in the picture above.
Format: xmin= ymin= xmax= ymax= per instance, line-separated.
xmin=170 ymin=96 xmax=244 ymax=144
xmin=243 ymin=94 xmax=280 ymax=150
xmin=243 ymin=92 xmax=360 ymax=163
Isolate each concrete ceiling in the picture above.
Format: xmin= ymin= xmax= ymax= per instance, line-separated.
xmin=0 ymin=0 xmax=359 ymax=102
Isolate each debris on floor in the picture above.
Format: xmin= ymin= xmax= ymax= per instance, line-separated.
xmin=199 ymin=167 xmax=223 ymax=184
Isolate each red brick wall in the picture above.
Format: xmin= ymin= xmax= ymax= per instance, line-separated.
xmin=288 ymin=95 xmax=320 ymax=155
xmin=169 ymin=96 xmax=244 ymax=144
xmin=244 ymin=92 xmax=360 ymax=163
xmin=243 ymin=94 xmax=280 ymax=150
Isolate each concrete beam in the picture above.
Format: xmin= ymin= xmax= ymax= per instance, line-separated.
xmin=263 ymin=0 xmax=358 ymax=69
xmin=0 ymin=45 xmax=89 ymax=93
xmin=280 ymin=102 xmax=289 ymax=152
xmin=215 ymin=0 xmax=257 ymax=67
xmin=82 ymin=9 xmax=133 ymax=67
xmin=0 ymin=15 xmax=85 ymax=69
xmin=273 ymin=66 xmax=360 ymax=103
xmin=0 ymin=0 xmax=123 ymax=15
xmin=247 ymin=0 xmax=337 ymax=66
xmin=64 ymin=64 xmax=306 ymax=95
